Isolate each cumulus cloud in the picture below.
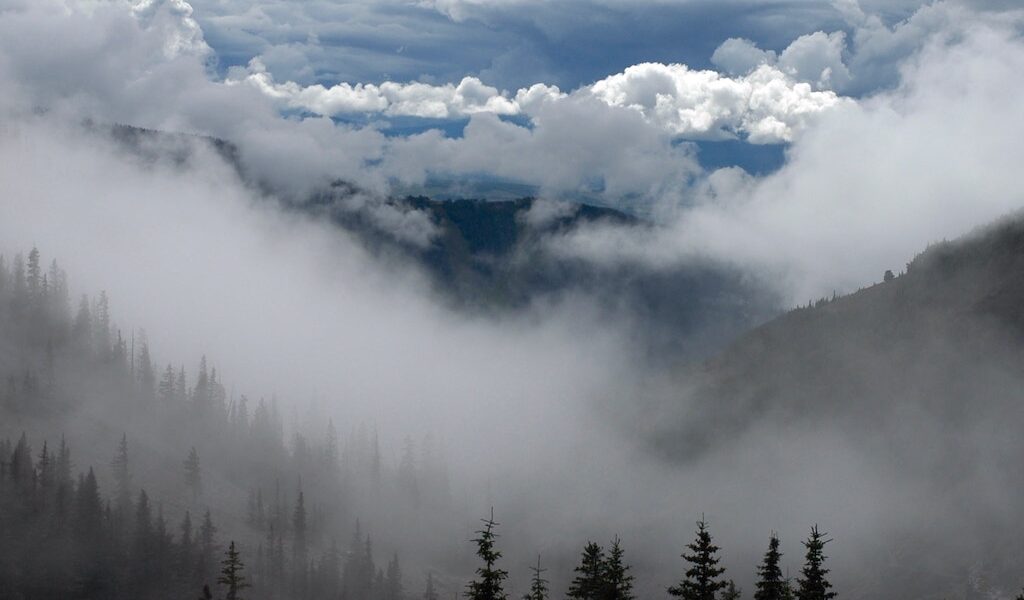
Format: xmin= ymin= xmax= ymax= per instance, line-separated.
xmin=232 ymin=56 xmax=845 ymax=144
xmin=589 ymin=62 xmax=846 ymax=143
xmin=710 ymin=30 xmax=852 ymax=92
xmin=228 ymin=59 xmax=519 ymax=118
xmin=548 ymin=8 xmax=1024 ymax=302
xmin=710 ymin=38 xmax=776 ymax=76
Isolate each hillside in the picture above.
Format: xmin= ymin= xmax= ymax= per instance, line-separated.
xmin=646 ymin=213 xmax=1024 ymax=597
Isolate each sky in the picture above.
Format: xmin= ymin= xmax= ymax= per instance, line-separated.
xmin=4 ymin=1 xmax=1024 ymax=595
xmin=0 ymin=0 xmax=1022 ymax=328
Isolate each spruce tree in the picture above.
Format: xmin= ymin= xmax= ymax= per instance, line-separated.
xmin=721 ymin=581 xmax=741 ymax=600
xmin=567 ymin=542 xmax=605 ymax=600
xmin=794 ymin=526 xmax=835 ymax=600
xmin=602 ymin=536 xmax=634 ymax=600
xmin=424 ymin=572 xmax=440 ymax=600
xmin=523 ymin=556 xmax=548 ymax=600
xmin=218 ymin=540 xmax=250 ymax=600
xmin=754 ymin=534 xmax=786 ymax=600
xmin=387 ymin=552 xmax=404 ymax=600
xmin=111 ymin=434 xmax=131 ymax=515
xmin=465 ymin=509 xmax=508 ymax=600
xmin=184 ymin=447 xmax=202 ymax=502
xmin=668 ymin=518 xmax=727 ymax=600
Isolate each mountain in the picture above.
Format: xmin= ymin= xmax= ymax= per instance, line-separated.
xmin=656 ymin=211 xmax=1024 ymax=456
xmin=304 ymin=185 xmax=778 ymax=360
xmin=648 ymin=212 xmax=1024 ymax=597
xmin=100 ymin=124 xmax=778 ymax=359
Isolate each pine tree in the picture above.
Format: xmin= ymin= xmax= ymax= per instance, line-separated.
xmin=721 ymin=581 xmax=741 ymax=600
xmin=111 ymin=434 xmax=131 ymax=515
xmin=180 ymin=511 xmax=196 ymax=586
xmin=159 ymin=364 xmax=176 ymax=405
xmin=184 ymin=447 xmax=202 ymax=502
xmin=425 ymin=572 xmax=440 ymax=600
xmin=523 ymin=556 xmax=548 ymax=600
xmin=668 ymin=518 xmax=727 ymax=600
xmin=755 ymin=534 xmax=786 ymax=600
xmin=137 ymin=335 xmax=156 ymax=400
xmin=198 ymin=509 xmax=218 ymax=585
xmin=27 ymin=247 xmax=40 ymax=298
xmin=293 ymin=488 xmax=308 ymax=566
xmin=602 ymin=537 xmax=634 ymax=600
xmin=387 ymin=552 xmax=405 ymax=600
xmin=218 ymin=541 xmax=250 ymax=600
xmin=465 ymin=509 xmax=508 ymax=600
xmin=794 ymin=527 xmax=835 ymax=600
xmin=567 ymin=542 xmax=605 ymax=600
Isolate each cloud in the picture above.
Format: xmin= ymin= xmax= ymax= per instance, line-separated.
xmin=232 ymin=56 xmax=846 ymax=144
xmin=548 ymin=8 xmax=1024 ymax=302
xmin=228 ymin=59 xmax=519 ymax=118
xmin=777 ymin=31 xmax=852 ymax=91
xmin=710 ymin=38 xmax=776 ymax=76
xmin=589 ymin=62 xmax=847 ymax=143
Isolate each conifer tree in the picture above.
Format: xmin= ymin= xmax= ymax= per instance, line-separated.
xmin=387 ymin=552 xmax=405 ymax=600
xmin=184 ymin=447 xmax=202 ymax=502
xmin=523 ymin=556 xmax=548 ymax=600
xmin=755 ymin=534 xmax=786 ymax=600
xmin=111 ymin=434 xmax=131 ymax=515
xmin=197 ymin=509 xmax=218 ymax=584
xmin=137 ymin=336 xmax=156 ymax=399
xmin=159 ymin=364 xmax=176 ymax=405
xmin=465 ymin=509 xmax=508 ymax=600
xmin=720 ymin=581 xmax=741 ymax=600
xmin=218 ymin=540 xmax=250 ymax=600
xmin=794 ymin=527 xmax=835 ymax=600
xmin=424 ymin=572 xmax=440 ymax=600
xmin=602 ymin=536 xmax=634 ymax=600
xmin=668 ymin=518 xmax=728 ymax=600
xmin=293 ymin=488 xmax=308 ymax=567
xmin=567 ymin=542 xmax=605 ymax=600
xmin=180 ymin=510 xmax=196 ymax=585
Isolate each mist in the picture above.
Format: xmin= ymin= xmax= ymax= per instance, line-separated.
xmin=3 ymin=1 xmax=1024 ymax=600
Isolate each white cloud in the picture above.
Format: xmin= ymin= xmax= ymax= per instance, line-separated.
xmin=589 ymin=62 xmax=847 ymax=143
xmin=548 ymin=10 xmax=1024 ymax=302
xmin=228 ymin=59 xmax=518 ymax=118
xmin=777 ymin=31 xmax=852 ymax=91
xmin=232 ymin=55 xmax=846 ymax=144
xmin=710 ymin=37 xmax=777 ymax=76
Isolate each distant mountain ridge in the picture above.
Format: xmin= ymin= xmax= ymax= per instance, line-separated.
xmin=102 ymin=123 xmax=780 ymax=360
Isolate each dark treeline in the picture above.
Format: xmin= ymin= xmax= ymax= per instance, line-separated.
xmin=459 ymin=512 xmax=841 ymax=600
xmin=3 ymin=248 xmax=1020 ymax=600
xmin=0 ymin=247 xmax=452 ymax=599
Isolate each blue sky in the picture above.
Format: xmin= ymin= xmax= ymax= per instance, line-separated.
xmin=2 ymin=0 xmax=1023 ymax=298
xmin=192 ymin=0 xmax=924 ymax=92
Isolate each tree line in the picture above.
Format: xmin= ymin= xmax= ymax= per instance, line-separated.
xmin=461 ymin=511 xmax=839 ymax=600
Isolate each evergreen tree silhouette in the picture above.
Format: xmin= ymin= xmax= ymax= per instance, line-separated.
xmin=184 ymin=446 xmax=202 ymax=502
xmin=602 ymin=536 xmax=635 ymax=600
xmin=424 ymin=572 xmax=440 ymax=600
xmin=794 ymin=526 xmax=835 ymax=600
xmin=522 ymin=556 xmax=548 ymax=600
xmin=218 ymin=540 xmax=250 ymax=600
xmin=668 ymin=518 xmax=727 ymax=600
xmin=567 ymin=542 xmax=605 ymax=600
xmin=465 ymin=509 xmax=508 ymax=600
xmin=755 ymin=534 xmax=787 ymax=600
xmin=721 ymin=580 xmax=742 ymax=600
